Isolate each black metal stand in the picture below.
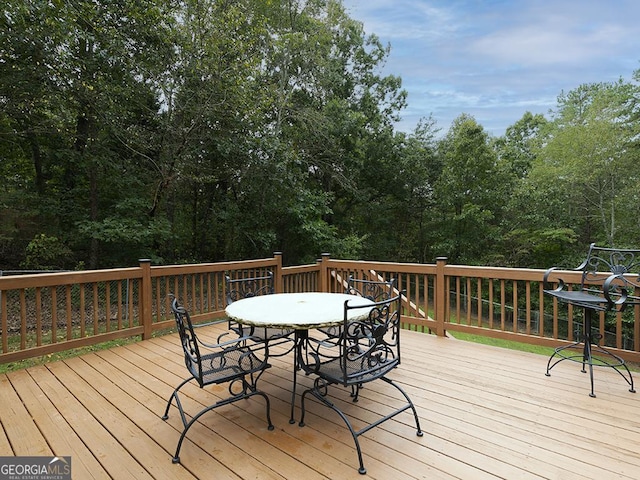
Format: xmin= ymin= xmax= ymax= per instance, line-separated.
xmin=545 ymin=307 xmax=635 ymax=397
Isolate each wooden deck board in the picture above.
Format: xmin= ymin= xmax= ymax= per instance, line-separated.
xmin=1 ymin=373 xmax=52 ymax=457
xmin=2 ymin=323 xmax=640 ymax=480
xmin=9 ymin=367 xmax=109 ymax=480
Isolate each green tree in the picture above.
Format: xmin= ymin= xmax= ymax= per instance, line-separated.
xmin=433 ymin=114 xmax=509 ymax=264
xmin=493 ymin=112 xmax=572 ymax=267
xmin=222 ymin=0 xmax=409 ymax=263
xmin=534 ymin=80 xmax=640 ymax=249
xmin=1 ymin=0 xmax=176 ymax=268
xmin=343 ymin=116 xmax=441 ymax=263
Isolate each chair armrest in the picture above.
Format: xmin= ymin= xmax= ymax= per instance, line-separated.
xmin=197 ymin=333 xmax=268 ymax=351
xmin=543 ymin=266 xmax=565 ymax=292
xmin=603 ymin=273 xmax=632 ymax=309
xmin=198 ymin=334 xmax=270 ymax=374
xmin=192 ymin=319 xmax=227 ymax=329
xmin=299 ymin=335 xmax=341 ymax=374
xmin=543 ymin=251 xmax=592 ymax=291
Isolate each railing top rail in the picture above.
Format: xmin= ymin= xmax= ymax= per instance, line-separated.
xmin=326 ymin=258 xmax=437 ymax=274
xmin=443 ymin=264 xmax=549 ymax=281
xmin=282 ymin=263 xmax=319 ymax=273
xmin=0 ymin=267 xmax=141 ymax=288
xmin=151 ymin=257 xmax=279 ymax=276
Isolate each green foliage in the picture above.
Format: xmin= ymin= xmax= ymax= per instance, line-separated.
xmin=22 ymin=234 xmax=73 ymax=270
xmin=431 ymin=114 xmax=509 ymax=264
xmin=529 ymin=80 xmax=640 ymax=252
xmin=1 ymin=1 xmax=640 ymax=270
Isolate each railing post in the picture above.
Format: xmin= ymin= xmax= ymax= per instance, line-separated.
xmin=274 ymin=252 xmax=283 ymax=293
xmin=435 ymin=257 xmax=448 ymax=337
xmin=320 ymin=253 xmax=331 ymax=292
xmin=139 ymin=259 xmax=152 ymax=340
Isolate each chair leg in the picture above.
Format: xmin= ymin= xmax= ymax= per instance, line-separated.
xmin=299 ymin=383 xmax=367 ymax=474
xmin=545 ymin=308 xmax=636 ymax=397
xmin=171 ymin=402 xmax=220 ymax=464
xmin=382 ymin=377 xmax=424 ymax=437
xmin=589 ymin=342 xmax=636 ymax=394
xmin=299 ymin=377 xmax=423 ymax=475
xmin=255 ymin=390 xmax=276 ymax=432
xmin=162 ymin=377 xmax=193 ymax=425
xmin=164 ymin=383 xmax=274 ymax=464
xmin=545 ymin=340 xmax=599 ymax=396
xmin=582 ymin=340 xmax=596 ymax=398
xmin=350 ymin=383 xmax=362 ymax=402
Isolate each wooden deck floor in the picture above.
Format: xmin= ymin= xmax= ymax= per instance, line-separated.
xmin=2 ymin=323 xmax=640 ymax=480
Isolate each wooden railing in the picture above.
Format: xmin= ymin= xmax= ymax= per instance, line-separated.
xmin=2 ymin=253 xmax=639 ymax=364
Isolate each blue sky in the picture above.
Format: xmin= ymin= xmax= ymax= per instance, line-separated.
xmin=342 ymin=0 xmax=640 ymax=137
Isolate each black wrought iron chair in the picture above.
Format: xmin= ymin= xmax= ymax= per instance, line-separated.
xmin=319 ymin=276 xmax=398 ymax=399
xmin=297 ymin=293 xmax=423 ymax=474
xmin=162 ymin=296 xmax=274 ymax=463
xmin=543 ymin=243 xmax=640 ymax=397
xmin=225 ymin=271 xmax=294 ymax=347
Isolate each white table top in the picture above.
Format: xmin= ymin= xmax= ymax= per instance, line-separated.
xmin=225 ymin=292 xmax=374 ymax=329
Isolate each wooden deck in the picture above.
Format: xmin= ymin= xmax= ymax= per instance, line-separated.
xmin=2 ymin=323 xmax=640 ymax=480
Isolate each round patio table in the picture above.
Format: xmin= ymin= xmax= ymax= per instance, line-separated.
xmin=225 ymin=292 xmax=374 ymax=422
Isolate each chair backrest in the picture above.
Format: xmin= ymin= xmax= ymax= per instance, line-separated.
xmin=345 ymin=275 xmax=395 ymax=302
xmin=579 ymin=243 xmax=640 ymax=305
xmin=225 ymin=271 xmax=275 ymax=304
xmin=340 ymin=293 xmax=403 ymax=383
xmin=170 ymin=296 xmax=204 ymax=384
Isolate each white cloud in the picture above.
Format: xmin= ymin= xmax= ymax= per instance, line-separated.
xmin=345 ymin=0 xmax=454 ymax=36
xmin=343 ymin=0 xmax=640 ymax=136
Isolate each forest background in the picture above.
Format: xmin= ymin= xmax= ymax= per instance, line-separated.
xmin=2 ymin=0 xmax=640 ymax=272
